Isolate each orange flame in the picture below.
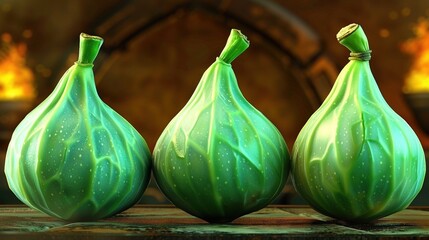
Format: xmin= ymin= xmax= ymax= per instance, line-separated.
xmin=0 ymin=33 xmax=36 ymax=100
xmin=402 ymin=18 xmax=429 ymax=93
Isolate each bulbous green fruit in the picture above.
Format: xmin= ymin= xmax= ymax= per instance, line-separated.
xmin=291 ymin=23 xmax=426 ymax=223
xmin=153 ymin=29 xmax=290 ymax=223
xmin=4 ymin=33 xmax=151 ymax=221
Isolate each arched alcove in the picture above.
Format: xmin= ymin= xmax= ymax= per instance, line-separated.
xmin=90 ymin=0 xmax=338 ymax=151
xmin=75 ymin=0 xmax=339 ymax=203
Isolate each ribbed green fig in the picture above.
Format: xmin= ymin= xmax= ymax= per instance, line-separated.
xmin=4 ymin=33 xmax=151 ymax=221
xmin=292 ymin=23 xmax=426 ymax=223
xmin=153 ymin=29 xmax=290 ymax=223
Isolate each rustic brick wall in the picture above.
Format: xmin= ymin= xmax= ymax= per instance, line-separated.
xmin=1 ymin=0 xmax=428 ymax=205
xmin=277 ymin=0 xmax=429 ymax=147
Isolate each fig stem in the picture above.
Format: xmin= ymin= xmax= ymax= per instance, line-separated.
xmin=77 ymin=33 xmax=104 ymax=65
xmin=218 ymin=29 xmax=250 ymax=64
xmin=337 ymin=23 xmax=371 ymax=61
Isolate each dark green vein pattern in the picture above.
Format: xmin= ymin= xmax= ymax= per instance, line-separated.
xmin=153 ymin=56 xmax=290 ymax=223
xmin=4 ymin=34 xmax=151 ymax=222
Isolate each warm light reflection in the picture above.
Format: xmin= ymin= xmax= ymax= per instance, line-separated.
xmin=0 ymin=33 xmax=35 ymax=100
xmin=402 ymin=18 xmax=429 ymax=93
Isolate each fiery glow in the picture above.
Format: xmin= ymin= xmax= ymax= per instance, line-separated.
xmin=0 ymin=33 xmax=36 ymax=100
xmin=402 ymin=18 xmax=429 ymax=93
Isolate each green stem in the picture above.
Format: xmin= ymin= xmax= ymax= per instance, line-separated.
xmin=77 ymin=33 xmax=103 ymax=65
xmin=218 ymin=29 xmax=250 ymax=64
xmin=336 ymin=23 xmax=370 ymax=56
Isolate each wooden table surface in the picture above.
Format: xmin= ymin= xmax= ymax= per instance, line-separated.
xmin=1 ymin=204 xmax=429 ymax=239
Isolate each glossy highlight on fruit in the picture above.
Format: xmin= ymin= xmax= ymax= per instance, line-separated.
xmin=291 ymin=23 xmax=426 ymax=223
xmin=4 ymin=33 xmax=151 ymax=221
xmin=153 ymin=29 xmax=290 ymax=223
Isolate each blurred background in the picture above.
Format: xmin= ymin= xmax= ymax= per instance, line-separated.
xmin=0 ymin=0 xmax=429 ymax=205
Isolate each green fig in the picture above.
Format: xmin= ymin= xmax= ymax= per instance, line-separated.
xmin=153 ymin=29 xmax=290 ymax=223
xmin=291 ymin=23 xmax=426 ymax=223
xmin=4 ymin=33 xmax=151 ymax=221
